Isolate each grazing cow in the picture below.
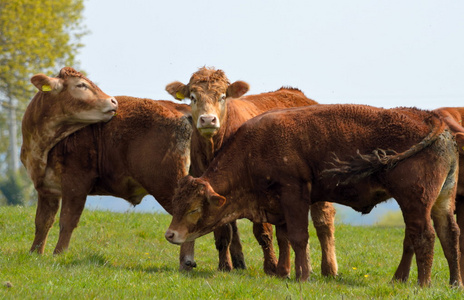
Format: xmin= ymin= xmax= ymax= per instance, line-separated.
xmin=393 ymin=106 xmax=464 ymax=282
xmin=22 ymin=69 xmax=193 ymax=264
xmin=166 ymin=67 xmax=337 ymax=277
xmin=165 ymin=104 xmax=461 ymax=287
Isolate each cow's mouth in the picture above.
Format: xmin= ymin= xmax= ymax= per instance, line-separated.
xmin=198 ymin=126 xmax=218 ymax=136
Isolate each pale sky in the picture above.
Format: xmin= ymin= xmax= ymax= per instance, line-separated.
xmin=79 ymin=0 xmax=464 ymax=109
xmin=79 ymin=0 xmax=464 ymax=223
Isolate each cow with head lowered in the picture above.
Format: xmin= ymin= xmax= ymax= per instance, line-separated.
xmin=22 ymin=68 xmax=194 ymax=268
xmin=165 ymin=104 xmax=462 ymax=287
xmin=166 ymin=67 xmax=337 ymax=277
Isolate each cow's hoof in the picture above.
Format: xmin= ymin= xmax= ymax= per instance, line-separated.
xmin=232 ymin=256 xmax=246 ymax=270
xmin=180 ymin=260 xmax=197 ymax=271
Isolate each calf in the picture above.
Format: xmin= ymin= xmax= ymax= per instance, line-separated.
xmin=393 ymin=106 xmax=464 ymax=282
xmin=165 ymin=104 xmax=461 ymax=287
xmin=22 ymin=70 xmax=194 ymax=267
xmin=166 ymin=67 xmax=337 ymax=277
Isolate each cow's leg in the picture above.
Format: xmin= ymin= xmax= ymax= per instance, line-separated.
xmin=282 ymin=184 xmax=311 ymax=281
xmin=54 ymin=193 xmax=87 ymax=254
xmin=179 ymin=241 xmax=196 ymax=271
xmin=392 ymin=235 xmax=414 ymax=282
xmin=455 ymin=195 xmax=464 ymax=282
xmin=252 ymin=222 xmax=277 ymax=275
xmin=275 ymin=224 xmax=291 ymax=278
xmin=400 ymin=204 xmax=435 ymax=287
xmin=229 ymin=221 xmax=246 ymax=269
xmin=213 ymin=223 xmax=233 ymax=271
xmin=431 ymin=198 xmax=462 ymax=286
xmin=30 ymin=193 xmax=60 ymax=254
xmin=310 ymin=201 xmax=337 ymax=277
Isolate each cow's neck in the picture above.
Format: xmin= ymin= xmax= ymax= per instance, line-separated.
xmin=21 ymin=96 xmax=91 ymax=189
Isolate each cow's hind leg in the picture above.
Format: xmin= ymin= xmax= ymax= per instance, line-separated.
xmin=230 ymin=221 xmax=246 ymax=269
xmin=392 ymin=234 xmax=414 ymax=282
xmin=310 ymin=201 xmax=338 ymax=276
xmin=30 ymin=193 xmax=60 ymax=254
xmin=432 ymin=195 xmax=462 ymax=286
xmin=54 ymin=194 xmax=87 ymax=254
xmin=213 ymin=223 xmax=233 ymax=271
xmin=252 ymin=222 xmax=277 ymax=275
xmin=455 ymin=195 xmax=464 ymax=282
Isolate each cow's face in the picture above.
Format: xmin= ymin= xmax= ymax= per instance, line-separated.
xmin=30 ymin=67 xmax=118 ymax=124
xmin=166 ymin=67 xmax=249 ymax=138
xmin=165 ymin=176 xmax=227 ymax=244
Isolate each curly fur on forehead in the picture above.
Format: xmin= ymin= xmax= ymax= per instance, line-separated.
xmin=56 ymin=67 xmax=101 ymax=91
xmin=188 ymin=67 xmax=230 ymax=92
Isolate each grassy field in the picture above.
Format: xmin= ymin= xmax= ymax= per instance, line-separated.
xmin=1 ymin=205 xmax=462 ymax=299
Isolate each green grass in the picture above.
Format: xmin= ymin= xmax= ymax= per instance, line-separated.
xmin=1 ymin=206 xmax=462 ymax=299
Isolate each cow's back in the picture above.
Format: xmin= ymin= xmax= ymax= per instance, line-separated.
xmin=49 ymin=96 xmax=192 ymax=213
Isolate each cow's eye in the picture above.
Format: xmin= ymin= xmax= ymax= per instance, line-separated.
xmin=188 ymin=208 xmax=201 ymax=215
xmin=76 ymin=83 xmax=88 ymax=89
xmin=190 ymin=94 xmax=197 ymax=104
xmin=219 ymin=94 xmax=226 ymax=102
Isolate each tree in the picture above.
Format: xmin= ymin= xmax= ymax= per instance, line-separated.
xmin=0 ymin=0 xmax=87 ymax=205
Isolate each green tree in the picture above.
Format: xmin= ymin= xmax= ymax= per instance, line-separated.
xmin=0 ymin=0 xmax=87 ymax=205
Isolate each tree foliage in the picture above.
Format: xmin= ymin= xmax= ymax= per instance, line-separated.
xmin=0 ymin=0 xmax=87 ymax=204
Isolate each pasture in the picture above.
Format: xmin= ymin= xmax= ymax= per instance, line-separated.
xmin=1 ymin=205 xmax=462 ymax=299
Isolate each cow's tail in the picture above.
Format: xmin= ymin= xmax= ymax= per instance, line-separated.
xmin=320 ymin=113 xmax=448 ymax=185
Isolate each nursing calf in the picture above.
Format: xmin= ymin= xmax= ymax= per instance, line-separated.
xmin=166 ymin=104 xmax=461 ymax=287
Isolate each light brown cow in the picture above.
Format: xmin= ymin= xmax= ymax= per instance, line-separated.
xmin=22 ymin=70 xmax=194 ymax=268
xmin=166 ymin=67 xmax=337 ymax=277
xmin=393 ymin=106 xmax=464 ymax=282
xmin=21 ymin=67 xmax=118 ymax=194
xmin=165 ymin=104 xmax=461 ymax=287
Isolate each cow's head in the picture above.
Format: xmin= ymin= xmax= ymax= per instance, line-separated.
xmin=30 ymin=67 xmax=118 ymax=124
xmin=165 ymin=175 xmax=227 ymax=244
xmin=166 ymin=67 xmax=249 ymax=138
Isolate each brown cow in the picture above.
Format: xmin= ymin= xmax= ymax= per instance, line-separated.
xmin=393 ymin=106 xmax=464 ymax=282
xmin=22 ymin=70 xmax=194 ymax=267
xmin=166 ymin=67 xmax=337 ymax=277
xmin=21 ymin=67 xmax=118 ymax=193
xmin=165 ymin=104 xmax=461 ymax=287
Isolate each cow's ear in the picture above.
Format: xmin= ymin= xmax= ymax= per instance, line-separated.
xmin=166 ymin=81 xmax=190 ymax=101
xmin=205 ymin=184 xmax=226 ymax=207
xmin=31 ymin=74 xmax=63 ymax=93
xmin=208 ymin=193 xmax=226 ymax=207
xmin=227 ymin=81 xmax=249 ymax=98
xmin=456 ymin=133 xmax=464 ymax=154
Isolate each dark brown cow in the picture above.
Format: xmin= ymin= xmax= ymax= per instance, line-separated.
xmin=393 ymin=106 xmax=464 ymax=283
xmin=166 ymin=67 xmax=337 ymax=277
xmin=165 ymin=104 xmax=461 ymax=287
xmin=22 ymin=70 xmax=193 ymax=262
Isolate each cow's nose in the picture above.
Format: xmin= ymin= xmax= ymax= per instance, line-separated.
xmin=200 ymin=115 xmax=217 ymax=126
xmin=110 ymin=97 xmax=118 ymax=107
xmin=165 ymin=229 xmax=175 ymax=242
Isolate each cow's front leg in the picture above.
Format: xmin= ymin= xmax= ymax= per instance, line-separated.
xmin=392 ymin=234 xmax=414 ymax=282
xmin=30 ymin=193 xmax=60 ymax=254
xmin=310 ymin=201 xmax=337 ymax=277
xmin=213 ymin=223 xmax=233 ymax=271
xmin=275 ymin=224 xmax=291 ymax=278
xmin=179 ymin=241 xmax=196 ymax=271
xmin=281 ymin=183 xmax=311 ymax=281
xmin=54 ymin=193 xmax=87 ymax=254
xmin=253 ymin=222 xmax=277 ymax=275
xmin=230 ymin=220 xmax=246 ymax=269
xmin=455 ymin=195 xmax=464 ymax=282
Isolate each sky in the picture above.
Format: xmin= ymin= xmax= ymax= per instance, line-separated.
xmin=79 ymin=0 xmax=464 ymax=224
